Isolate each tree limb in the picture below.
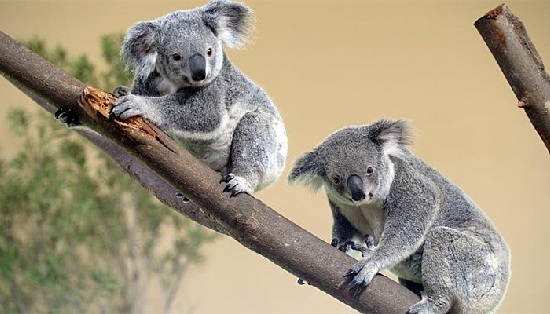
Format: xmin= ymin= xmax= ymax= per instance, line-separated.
xmin=475 ymin=4 xmax=550 ymax=154
xmin=0 ymin=30 xmax=419 ymax=313
xmin=0 ymin=30 xmax=226 ymax=234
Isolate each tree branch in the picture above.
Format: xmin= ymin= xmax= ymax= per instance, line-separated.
xmin=0 ymin=30 xmax=419 ymax=313
xmin=0 ymin=30 xmax=226 ymax=234
xmin=475 ymin=4 xmax=550 ymax=154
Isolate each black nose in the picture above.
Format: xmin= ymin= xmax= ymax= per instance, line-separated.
xmin=189 ymin=53 xmax=206 ymax=81
xmin=347 ymin=174 xmax=365 ymax=201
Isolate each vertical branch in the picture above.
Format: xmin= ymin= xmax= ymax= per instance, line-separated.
xmin=164 ymin=258 xmax=191 ymax=314
xmin=475 ymin=4 xmax=550 ymax=153
xmin=135 ymin=228 xmax=161 ymax=314
xmin=121 ymin=197 xmax=140 ymax=313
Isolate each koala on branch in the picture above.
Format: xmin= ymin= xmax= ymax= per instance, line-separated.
xmin=55 ymin=0 xmax=288 ymax=197
xmin=289 ymin=119 xmax=510 ymax=314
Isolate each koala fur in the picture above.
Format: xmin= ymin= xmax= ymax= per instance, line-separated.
xmin=110 ymin=0 xmax=287 ymax=195
xmin=289 ymin=119 xmax=510 ymax=314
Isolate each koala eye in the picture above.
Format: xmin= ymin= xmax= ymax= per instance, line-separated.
xmin=171 ymin=53 xmax=182 ymax=62
xmin=207 ymin=48 xmax=213 ymax=58
xmin=366 ymin=167 xmax=374 ymax=175
xmin=332 ymin=176 xmax=341 ymax=185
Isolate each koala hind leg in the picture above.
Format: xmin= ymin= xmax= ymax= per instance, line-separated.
xmin=55 ymin=107 xmax=80 ymax=128
xmin=409 ymin=226 xmax=499 ymax=314
xmin=224 ymin=111 xmax=284 ymax=195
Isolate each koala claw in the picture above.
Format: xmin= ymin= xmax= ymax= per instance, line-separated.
xmin=219 ymin=173 xmax=235 ymax=184
xmin=345 ymin=270 xmax=368 ymax=297
xmin=348 ymin=282 xmax=367 ymax=298
xmin=364 ymin=234 xmax=375 ymax=249
xmin=113 ymin=85 xmax=131 ymax=97
xmin=111 ymin=95 xmax=147 ymax=120
xmin=344 ymin=260 xmax=376 ymax=297
xmin=175 ymin=192 xmax=190 ymax=203
xmin=331 ymin=238 xmax=368 ymax=257
xmin=220 ymin=173 xmax=251 ymax=197
xmin=55 ymin=107 xmax=80 ymax=128
xmin=222 ymin=183 xmax=241 ymax=197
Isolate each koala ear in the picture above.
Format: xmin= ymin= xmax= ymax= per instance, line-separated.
xmin=288 ymin=150 xmax=325 ymax=191
xmin=121 ymin=21 xmax=159 ymax=70
xmin=369 ymin=119 xmax=412 ymax=156
xmin=202 ymin=0 xmax=254 ymax=49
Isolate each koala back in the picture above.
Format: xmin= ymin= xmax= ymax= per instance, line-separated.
xmin=290 ymin=119 xmax=504 ymax=237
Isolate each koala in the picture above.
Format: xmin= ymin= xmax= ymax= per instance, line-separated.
xmin=109 ymin=0 xmax=287 ymax=196
xmin=289 ymin=119 xmax=510 ymax=314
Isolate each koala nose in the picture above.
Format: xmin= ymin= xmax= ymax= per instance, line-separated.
xmin=347 ymin=174 xmax=365 ymax=201
xmin=189 ymin=53 xmax=206 ymax=81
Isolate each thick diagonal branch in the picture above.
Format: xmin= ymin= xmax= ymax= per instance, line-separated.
xmin=0 ymin=30 xmax=419 ymax=313
xmin=475 ymin=4 xmax=550 ymax=154
xmin=0 ymin=30 xmax=225 ymax=234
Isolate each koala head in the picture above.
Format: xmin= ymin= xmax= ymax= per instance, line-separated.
xmin=121 ymin=0 xmax=253 ymax=88
xmin=289 ymin=119 xmax=412 ymax=205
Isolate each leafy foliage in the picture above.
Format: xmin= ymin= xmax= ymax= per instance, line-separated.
xmin=0 ymin=36 xmax=218 ymax=313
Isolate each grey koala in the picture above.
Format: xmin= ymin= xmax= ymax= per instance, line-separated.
xmin=110 ymin=0 xmax=287 ymax=196
xmin=288 ymin=119 xmax=510 ymax=314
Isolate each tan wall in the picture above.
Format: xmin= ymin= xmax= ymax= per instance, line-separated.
xmin=1 ymin=1 xmax=549 ymax=313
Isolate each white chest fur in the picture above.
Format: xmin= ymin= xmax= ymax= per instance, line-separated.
xmin=156 ymin=76 xmax=180 ymax=95
xmin=337 ymin=201 xmax=386 ymax=245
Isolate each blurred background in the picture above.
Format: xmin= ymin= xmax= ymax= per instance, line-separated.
xmin=1 ymin=1 xmax=549 ymax=313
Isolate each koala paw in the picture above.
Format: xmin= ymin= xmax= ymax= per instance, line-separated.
xmin=331 ymin=238 xmax=368 ymax=257
xmin=175 ymin=192 xmax=190 ymax=203
xmin=364 ymin=234 xmax=375 ymax=249
xmin=113 ymin=85 xmax=131 ymax=97
xmin=344 ymin=259 xmax=378 ymax=297
xmin=219 ymin=173 xmax=252 ymax=197
xmin=297 ymin=278 xmax=307 ymax=285
xmin=406 ymin=294 xmax=450 ymax=314
xmin=55 ymin=107 xmax=80 ymax=128
xmin=110 ymin=94 xmax=149 ymax=120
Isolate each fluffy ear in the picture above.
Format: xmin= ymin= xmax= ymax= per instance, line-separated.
xmin=120 ymin=21 xmax=159 ymax=70
xmin=369 ymin=119 xmax=412 ymax=156
xmin=202 ymin=0 xmax=253 ymax=49
xmin=288 ymin=150 xmax=325 ymax=191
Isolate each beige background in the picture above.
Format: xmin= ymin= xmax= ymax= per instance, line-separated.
xmin=1 ymin=1 xmax=549 ymax=313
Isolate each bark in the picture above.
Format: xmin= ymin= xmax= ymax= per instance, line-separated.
xmin=475 ymin=4 xmax=550 ymax=154
xmin=0 ymin=30 xmax=420 ymax=313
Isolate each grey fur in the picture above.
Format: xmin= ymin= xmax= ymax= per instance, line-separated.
xmin=111 ymin=0 xmax=287 ymax=195
xmin=289 ymin=119 xmax=510 ymax=314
